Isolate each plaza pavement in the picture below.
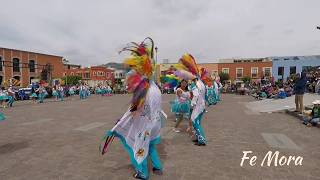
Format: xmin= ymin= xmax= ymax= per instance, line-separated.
xmin=245 ymin=93 xmax=320 ymax=113
xmin=0 ymin=94 xmax=319 ymax=180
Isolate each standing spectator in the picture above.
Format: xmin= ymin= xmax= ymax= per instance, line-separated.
xmin=315 ymin=78 xmax=320 ymax=94
xmin=294 ymin=73 xmax=307 ymax=114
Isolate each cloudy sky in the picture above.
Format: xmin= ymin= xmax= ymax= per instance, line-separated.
xmin=0 ymin=0 xmax=320 ymax=66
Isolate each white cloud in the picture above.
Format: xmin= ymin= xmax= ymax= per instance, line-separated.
xmin=0 ymin=0 xmax=319 ymax=65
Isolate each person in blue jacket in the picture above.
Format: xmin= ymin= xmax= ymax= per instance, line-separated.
xmin=294 ymin=72 xmax=307 ymax=114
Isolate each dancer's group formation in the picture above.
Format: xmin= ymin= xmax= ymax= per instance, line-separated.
xmin=170 ymin=68 xmax=222 ymax=134
xmin=0 ymin=82 xmax=113 ymax=121
xmin=100 ymin=37 xmax=222 ymax=180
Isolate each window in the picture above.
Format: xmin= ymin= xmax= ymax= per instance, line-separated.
xmin=84 ymin=72 xmax=90 ymax=79
xmin=13 ymin=58 xmax=20 ymax=72
xmin=264 ymin=67 xmax=272 ymax=77
xmin=76 ymin=72 xmax=82 ymax=77
xmin=71 ymin=72 xmax=74 ymax=76
xmin=222 ymin=68 xmax=229 ymax=74
xmin=29 ymin=60 xmax=35 ymax=72
xmin=290 ymin=66 xmax=296 ymax=75
xmin=93 ymin=72 xmax=96 ymax=76
xmin=63 ymin=73 xmax=67 ymax=76
xmin=302 ymin=66 xmax=312 ymax=72
xmin=13 ymin=76 xmax=20 ymax=81
xmin=278 ymin=67 xmax=284 ymax=76
xmin=236 ymin=68 xmax=243 ymax=78
xmin=251 ymin=67 xmax=258 ymax=78
xmin=0 ymin=57 xmax=2 ymax=71
xmin=211 ymin=70 xmax=218 ymax=77
xmin=30 ymin=77 xmax=34 ymax=84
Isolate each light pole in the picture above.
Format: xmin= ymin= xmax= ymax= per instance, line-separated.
xmin=154 ymin=46 xmax=158 ymax=83
xmin=63 ymin=58 xmax=69 ymax=86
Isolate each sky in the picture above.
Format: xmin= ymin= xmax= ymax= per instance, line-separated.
xmin=0 ymin=0 xmax=320 ymax=66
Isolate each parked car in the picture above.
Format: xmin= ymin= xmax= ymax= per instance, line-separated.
xmin=18 ymin=88 xmax=32 ymax=100
xmin=18 ymin=84 xmax=39 ymax=100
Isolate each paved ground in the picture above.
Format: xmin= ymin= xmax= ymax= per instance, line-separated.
xmin=246 ymin=93 xmax=320 ymax=113
xmin=0 ymin=94 xmax=320 ymax=180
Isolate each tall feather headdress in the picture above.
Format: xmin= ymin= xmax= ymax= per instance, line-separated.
xmin=119 ymin=37 xmax=155 ymax=111
xmin=178 ymin=54 xmax=200 ymax=77
xmin=200 ymin=67 xmax=213 ymax=86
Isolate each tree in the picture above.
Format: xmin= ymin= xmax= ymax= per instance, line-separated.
xmin=241 ymin=76 xmax=251 ymax=84
xmin=219 ymin=72 xmax=230 ymax=83
xmin=62 ymin=58 xmax=69 ymax=64
xmin=61 ymin=76 xmax=82 ymax=86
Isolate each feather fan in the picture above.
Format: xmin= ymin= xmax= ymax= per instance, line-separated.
xmin=178 ymin=54 xmax=200 ymax=76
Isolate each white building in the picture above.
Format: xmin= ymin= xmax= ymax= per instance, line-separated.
xmin=271 ymin=55 xmax=320 ymax=81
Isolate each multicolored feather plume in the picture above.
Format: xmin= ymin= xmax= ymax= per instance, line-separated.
xmin=162 ymin=74 xmax=180 ymax=88
xmin=178 ymin=54 xmax=200 ymax=77
xmin=173 ymin=69 xmax=196 ymax=81
xmin=200 ymin=67 xmax=213 ymax=86
xmin=120 ymin=37 xmax=155 ymax=111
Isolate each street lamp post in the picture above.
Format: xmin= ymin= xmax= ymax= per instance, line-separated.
xmin=154 ymin=46 xmax=158 ymax=83
xmin=63 ymin=58 xmax=69 ymax=86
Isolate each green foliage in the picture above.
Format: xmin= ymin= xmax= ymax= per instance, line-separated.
xmin=219 ymin=72 xmax=230 ymax=82
xmin=61 ymin=76 xmax=82 ymax=85
xmin=241 ymin=76 xmax=251 ymax=84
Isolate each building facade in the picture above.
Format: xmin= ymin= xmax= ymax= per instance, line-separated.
xmin=64 ymin=66 xmax=114 ymax=87
xmin=0 ymin=47 xmax=64 ymax=87
xmin=64 ymin=63 xmax=81 ymax=71
xmin=270 ymin=55 xmax=320 ymax=81
xmin=198 ymin=63 xmax=219 ymax=78
xmin=218 ymin=58 xmax=272 ymax=82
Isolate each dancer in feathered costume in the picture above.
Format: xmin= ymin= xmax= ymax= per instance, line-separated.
xmin=7 ymin=85 xmax=15 ymax=107
xmin=213 ymin=77 xmax=222 ymax=102
xmin=171 ymin=79 xmax=191 ymax=133
xmin=0 ymin=87 xmax=6 ymax=120
xmin=177 ymin=54 xmax=207 ymax=146
xmin=58 ymin=85 xmax=65 ymax=101
xmin=0 ymin=111 xmax=5 ymax=121
xmin=52 ymin=86 xmax=59 ymax=101
xmin=36 ymin=82 xmax=47 ymax=103
xmin=95 ymin=85 xmax=102 ymax=95
xmin=68 ymin=86 xmax=76 ymax=98
xmin=29 ymin=85 xmax=38 ymax=103
xmin=101 ymin=38 xmax=164 ymax=180
xmin=79 ymin=82 xmax=86 ymax=100
xmin=200 ymin=68 xmax=217 ymax=106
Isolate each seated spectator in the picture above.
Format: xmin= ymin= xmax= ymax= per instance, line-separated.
xmin=257 ymin=91 xmax=267 ymax=100
xmin=277 ymin=88 xmax=287 ymax=99
xmin=269 ymin=87 xmax=278 ymax=98
xmin=284 ymin=85 xmax=293 ymax=97
xmin=303 ymin=100 xmax=320 ymax=127
xmin=315 ymin=78 xmax=320 ymax=94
